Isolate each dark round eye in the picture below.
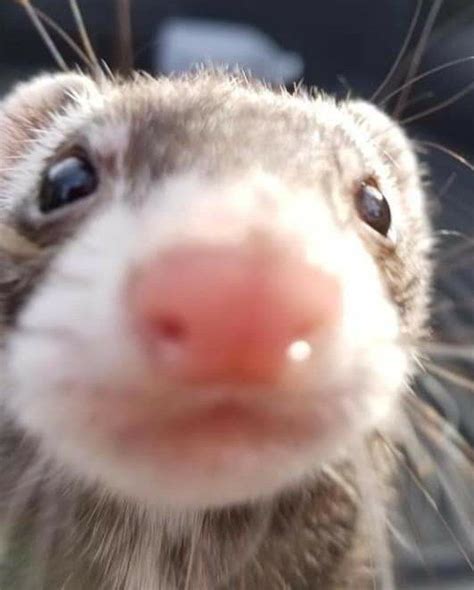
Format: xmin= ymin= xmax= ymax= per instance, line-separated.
xmin=39 ymin=155 xmax=98 ymax=213
xmin=355 ymin=181 xmax=392 ymax=237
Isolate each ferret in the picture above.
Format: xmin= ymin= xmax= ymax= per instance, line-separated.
xmin=0 ymin=13 xmax=437 ymax=590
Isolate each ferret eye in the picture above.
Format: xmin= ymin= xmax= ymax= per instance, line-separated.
xmin=355 ymin=181 xmax=391 ymax=237
xmin=39 ymin=155 xmax=98 ymax=213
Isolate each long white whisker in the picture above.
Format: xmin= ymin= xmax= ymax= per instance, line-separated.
xmin=379 ymin=56 xmax=474 ymax=107
xmin=430 ymin=454 xmax=474 ymax=558
xmin=116 ymin=0 xmax=134 ymax=73
xmin=34 ymin=6 xmax=94 ymax=70
xmin=417 ymin=139 xmax=474 ymax=173
xmin=15 ymin=0 xmax=68 ymax=71
xmin=403 ymin=394 xmax=474 ymax=465
xmin=320 ymin=465 xmax=359 ymax=503
xmin=401 ymin=79 xmax=474 ymax=126
xmin=423 ymin=361 xmax=474 ymax=394
xmin=418 ymin=373 xmax=461 ymax=430
xmin=68 ymin=0 xmax=101 ymax=73
xmin=371 ymin=0 xmax=424 ymax=102
xmin=419 ymin=342 xmax=474 ymax=361
xmin=393 ymin=0 xmax=444 ymax=117
xmin=381 ymin=438 xmax=474 ymax=572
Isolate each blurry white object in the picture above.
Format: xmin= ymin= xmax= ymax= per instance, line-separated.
xmin=155 ymin=18 xmax=304 ymax=85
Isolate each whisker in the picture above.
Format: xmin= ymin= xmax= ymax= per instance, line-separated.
xmin=14 ymin=0 xmax=68 ymax=71
xmin=320 ymin=465 xmax=359 ymax=503
xmin=99 ymin=59 xmax=116 ymax=82
xmin=404 ymin=90 xmax=436 ymax=108
xmin=403 ymin=399 xmax=474 ymax=558
xmin=395 ymin=395 xmax=438 ymax=472
xmin=33 ymin=6 xmax=94 ymax=70
xmin=385 ymin=518 xmax=415 ymax=554
xmin=435 ymin=173 xmax=458 ymax=201
xmin=436 ymin=229 xmax=471 ymax=239
xmin=418 ymin=372 xmax=462 ymax=430
xmin=378 ymin=56 xmax=474 ymax=107
xmin=371 ymin=0 xmax=424 ymax=102
xmin=403 ymin=395 xmax=474 ymax=465
xmin=336 ymin=75 xmax=352 ymax=98
xmin=401 ymin=79 xmax=474 ymax=126
xmin=417 ymin=139 xmax=474 ymax=174
xmin=375 ymin=430 xmax=434 ymax=572
xmin=393 ymin=0 xmax=444 ymax=118
xmin=116 ymin=0 xmax=134 ymax=74
xmin=429 ymin=446 xmax=474 ymax=535
xmin=423 ymin=360 xmax=474 ymax=394
xmin=381 ymin=437 xmax=474 ymax=572
xmin=419 ymin=342 xmax=474 ymax=361
xmin=434 ymin=237 xmax=474 ymax=270
xmin=68 ymin=0 xmax=101 ymax=73
xmin=433 ymin=231 xmax=474 ymax=260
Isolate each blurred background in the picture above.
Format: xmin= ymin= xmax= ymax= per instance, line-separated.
xmin=0 ymin=1 xmax=473 ymax=588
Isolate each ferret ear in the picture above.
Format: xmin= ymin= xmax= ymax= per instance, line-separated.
xmin=0 ymin=72 xmax=97 ymax=164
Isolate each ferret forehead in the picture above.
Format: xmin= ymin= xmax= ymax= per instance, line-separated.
xmin=84 ymin=75 xmax=382 ymax=187
xmin=97 ymin=74 xmax=351 ymax=143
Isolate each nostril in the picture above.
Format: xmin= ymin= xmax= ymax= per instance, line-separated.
xmin=294 ymin=320 xmax=318 ymax=340
xmin=154 ymin=317 xmax=188 ymax=342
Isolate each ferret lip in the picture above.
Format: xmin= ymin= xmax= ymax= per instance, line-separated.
xmin=99 ymin=390 xmax=325 ymax=457
xmin=121 ymin=401 xmax=315 ymax=445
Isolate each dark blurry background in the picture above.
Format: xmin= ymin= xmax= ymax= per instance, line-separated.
xmin=0 ymin=1 xmax=473 ymax=588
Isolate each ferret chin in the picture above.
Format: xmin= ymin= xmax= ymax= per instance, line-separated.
xmin=0 ymin=70 xmax=431 ymax=588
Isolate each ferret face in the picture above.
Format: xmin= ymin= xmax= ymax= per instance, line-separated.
xmin=0 ymin=72 xmax=431 ymax=509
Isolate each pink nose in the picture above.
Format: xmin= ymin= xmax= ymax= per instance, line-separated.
xmin=127 ymin=246 xmax=341 ymax=383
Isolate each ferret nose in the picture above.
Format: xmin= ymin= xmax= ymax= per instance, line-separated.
xmin=126 ymin=246 xmax=341 ymax=383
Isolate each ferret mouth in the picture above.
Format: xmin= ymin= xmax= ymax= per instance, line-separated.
xmin=93 ymin=386 xmax=328 ymax=463
xmin=115 ymin=400 xmax=316 ymax=452
xmin=74 ymin=385 xmax=342 ymax=507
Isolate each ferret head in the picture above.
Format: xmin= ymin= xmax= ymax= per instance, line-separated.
xmin=0 ymin=71 xmax=431 ymax=509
